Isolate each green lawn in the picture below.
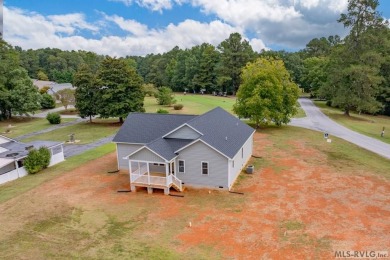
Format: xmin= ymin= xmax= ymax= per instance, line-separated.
xmin=259 ymin=126 xmax=390 ymax=179
xmin=314 ymin=100 xmax=390 ymax=144
xmin=0 ymin=143 xmax=115 ymax=204
xmin=21 ymin=119 xmax=121 ymax=144
xmin=0 ymin=117 xmax=76 ymax=139
xmin=294 ymin=101 xmax=306 ymax=118
xmin=144 ymin=93 xmax=236 ymax=115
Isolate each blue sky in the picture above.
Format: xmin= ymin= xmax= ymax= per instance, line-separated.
xmin=2 ymin=0 xmax=390 ymax=56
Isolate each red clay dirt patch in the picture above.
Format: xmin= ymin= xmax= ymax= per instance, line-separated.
xmin=176 ymin=132 xmax=390 ymax=259
xmin=0 ymin=132 xmax=389 ymax=259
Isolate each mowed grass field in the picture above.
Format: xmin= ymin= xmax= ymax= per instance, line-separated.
xmin=314 ymin=100 xmax=390 ymax=144
xmin=0 ymin=126 xmax=389 ymax=259
xmin=21 ymin=119 xmax=121 ymax=144
xmin=144 ymin=93 xmax=236 ymax=114
xmin=0 ymin=117 xmax=76 ymax=139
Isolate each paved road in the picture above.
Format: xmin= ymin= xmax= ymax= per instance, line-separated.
xmin=290 ymin=98 xmax=390 ymax=160
xmin=33 ymin=105 xmax=80 ymax=119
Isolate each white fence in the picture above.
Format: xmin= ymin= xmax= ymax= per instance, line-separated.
xmin=0 ymin=167 xmax=28 ymax=185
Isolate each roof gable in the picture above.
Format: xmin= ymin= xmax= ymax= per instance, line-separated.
xmin=163 ymin=124 xmax=202 ymax=140
xmin=113 ymin=113 xmax=196 ymax=144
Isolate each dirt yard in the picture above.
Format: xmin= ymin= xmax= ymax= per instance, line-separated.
xmin=0 ymin=131 xmax=389 ymax=259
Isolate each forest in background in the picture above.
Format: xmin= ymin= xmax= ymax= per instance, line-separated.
xmin=5 ymin=0 xmax=390 ymax=116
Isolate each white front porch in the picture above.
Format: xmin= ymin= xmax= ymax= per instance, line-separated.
xmin=129 ymin=160 xmax=182 ymax=194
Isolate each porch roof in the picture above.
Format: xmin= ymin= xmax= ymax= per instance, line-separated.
xmin=0 ymin=158 xmax=14 ymax=168
xmin=128 ymin=138 xmax=193 ymax=161
xmin=146 ymin=138 xmax=193 ymax=161
xmin=0 ymin=140 xmax=63 ymax=159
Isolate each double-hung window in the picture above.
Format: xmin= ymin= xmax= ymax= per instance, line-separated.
xmin=201 ymin=162 xmax=209 ymax=175
xmin=178 ymin=160 xmax=185 ymax=173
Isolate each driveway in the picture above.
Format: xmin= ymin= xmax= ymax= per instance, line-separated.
xmin=290 ymin=98 xmax=390 ymax=160
xmin=33 ymin=105 xmax=80 ymax=119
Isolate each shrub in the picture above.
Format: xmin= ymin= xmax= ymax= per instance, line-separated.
xmin=39 ymin=147 xmax=51 ymax=168
xmin=157 ymin=109 xmax=169 ymax=114
xmin=173 ymin=104 xmax=183 ymax=110
xmin=142 ymin=83 xmax=158 ymax=97
xmin=39 ymin=86 xmax=51 ymax=94
xmin=40 ymin=93 xmax=56 ymax=109
xmin=46 ymin=112 xmax=61 ymax=124
xmin=24 ymin=149 xmax=42 ymax=174
xmin=326 ymin=100 xmax=332 ymax=107
xmin=24 ymin=147 xmax=52 ymax=174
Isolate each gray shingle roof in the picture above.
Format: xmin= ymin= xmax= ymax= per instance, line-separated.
xmin=114 ymin=107 xmax=255 ymax=160
xmin=112 ymin=113 xmax=196 ymax=144
xmin=0 ymin=140 xmax=63 ymax=159
xmin=187 ymin=107 xmax=255 ymax=158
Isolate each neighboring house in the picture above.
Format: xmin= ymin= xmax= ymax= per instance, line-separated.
xmin=0 ymin=135 xmax=65 ymax=185
xmin=49 ymin=83 xmax=73 ymax=96
xmin=113 ymin=107 xmax=255 ymax=195
xmin=33 ymin=80 xmax=73 ymax=98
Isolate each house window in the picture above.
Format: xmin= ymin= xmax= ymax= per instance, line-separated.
xmin=201 ymin=162 xmax=209 ymax=175
xmin=178 ymin=160 xmax=185 ymax=173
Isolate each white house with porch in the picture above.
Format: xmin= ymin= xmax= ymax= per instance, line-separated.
xmin=113 ymin=107 xmax=255 ymax=195
xmin=0 ymin=135 xmax=65 ymax=185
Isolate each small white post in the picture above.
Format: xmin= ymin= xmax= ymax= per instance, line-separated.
xmin=165 ymin=162 xmax=169 ymax=186
xmin=147 ymin=163 xmax=150 ymax=185
xmin=129 ymin=160 xmax=132 ymax=182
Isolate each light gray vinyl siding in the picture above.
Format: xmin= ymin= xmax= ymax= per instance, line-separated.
xmin=228 ymin=133 xmax=254 ymax=188
xmin=116 ymin=143 xmax=143 ymax=170
xmin=165 ymin=125 xmax=201 ymax=139
xmin=129 ymin=148 xmax=165 ymax=163
xmin=176 ymin=141 xmax=228 ymax=188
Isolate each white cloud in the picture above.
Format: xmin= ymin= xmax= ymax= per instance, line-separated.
xmin=187 ymin=0 xmax=348 ymax=48
xmin=107 ymin=0 xmax=349 ymax=49
xmin=4 ymin=6 xmax=251 ymax=56
xmin=48 ymin=13 xmax=99 ymax=34
xmin=109 ymin=0 xmax=183 ymax=12
xmin=103 ymin=14 xmax=148 ymax=36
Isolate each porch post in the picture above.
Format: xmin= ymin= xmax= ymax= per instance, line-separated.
xmin=128 ymin=160 xmax=132 ymax=181
xmin=147 ymin=162 xmax=150 ymax=185
xmin=15 ymin=161 xmax=20 ymax=178
xmin=164 ymin=162 xmax=170 ymax=195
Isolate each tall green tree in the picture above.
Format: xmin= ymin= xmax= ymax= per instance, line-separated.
xmin=97 ymin=57 xmax=145 ymax=123
xmin=217 ymin=33 xmax=255 ymax=94
xmin=301 ymin=56 xmax=329 ymax=96
xmin=234 ymin=58 xmax=299 ymax=127
xmin=323 ymin=0 xmax=388 ymax=115
xmin=73 ymin=64 xmax=99 ymax=122
xmin=0 ymin=40 xmax=41 ymax=120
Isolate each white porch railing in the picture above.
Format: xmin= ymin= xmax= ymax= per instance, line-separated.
xmin=131 ymin=173 xmax=182 ymax=191
xmin=170 ymin=174 xmax=182 ymax=191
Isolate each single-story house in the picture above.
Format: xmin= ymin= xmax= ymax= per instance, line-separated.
xmin=33 ymin=80 xmax=73 ymax=97
xmin=113 ymin=107 xmax=255 ymax=195
xmin=0 ymin=135 xmax=65 ymax=185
